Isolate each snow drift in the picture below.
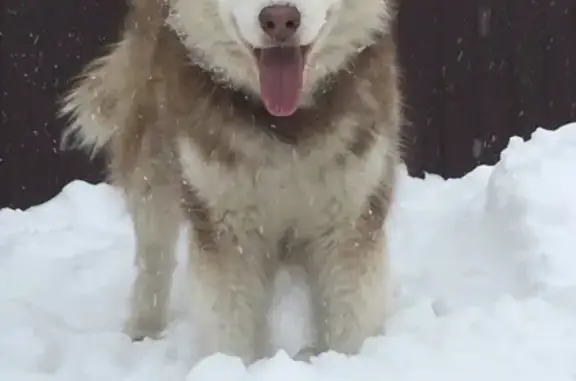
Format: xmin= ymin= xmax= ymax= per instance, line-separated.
xmin=1 ymin=123 xmax=576 ymax=381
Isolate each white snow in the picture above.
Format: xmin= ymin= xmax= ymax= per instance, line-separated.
xmin=2 ymin=122 xmax=576 ymax=380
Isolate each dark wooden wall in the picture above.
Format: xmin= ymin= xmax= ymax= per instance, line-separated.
xmin=399 ymin=0 xmax=576 ymax=178
xmin=1 ymin=0 xmax=576 ymax=209
xmin=1 ymin=1 xmax=126 ymax=209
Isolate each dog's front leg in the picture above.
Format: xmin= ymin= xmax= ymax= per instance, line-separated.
xmin=301 ymin=221 xmax=390 ymax=359
xmin=124 ymin=184 xmax=181 ymax=341
xmin=187 ymin=224 xmax=275 ymax=365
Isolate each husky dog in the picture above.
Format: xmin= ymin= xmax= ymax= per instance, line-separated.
xmin=61 ymin=0 xmax=403 ymax=365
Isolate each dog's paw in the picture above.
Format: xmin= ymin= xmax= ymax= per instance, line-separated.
xmin=123 ymin=317 xmax=165 ymax=342
xmin=293 ymin=345 xmax=321 ymax=363
xmin=130 ymin=335 xmax=146 ymax=343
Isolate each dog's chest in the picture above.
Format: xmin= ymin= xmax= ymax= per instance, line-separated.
xmin=177 ymin=132 xmax=385 ymax=237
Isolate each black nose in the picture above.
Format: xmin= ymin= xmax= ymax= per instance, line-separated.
xmin=258 ymin=5 xmax=301 ymax=42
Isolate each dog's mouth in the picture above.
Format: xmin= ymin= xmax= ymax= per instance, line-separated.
xmin=251 ymin=45 xmax=311 ymax=117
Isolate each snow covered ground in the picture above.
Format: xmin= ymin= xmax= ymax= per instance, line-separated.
xmin=2 ymin=122 xmax=576 ymax=381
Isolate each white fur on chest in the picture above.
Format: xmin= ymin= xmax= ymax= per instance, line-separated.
xmin=177 ymin=129 xmax=388 ymax=240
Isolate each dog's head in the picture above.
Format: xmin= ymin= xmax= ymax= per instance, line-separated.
xmin=167 ymin=0 xmax=392 ymax=116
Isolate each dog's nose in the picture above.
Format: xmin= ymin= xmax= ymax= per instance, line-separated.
xmin=258 ymin=5 xmax=301 ymax=42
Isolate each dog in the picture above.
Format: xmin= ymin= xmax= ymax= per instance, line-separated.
xmin=60 ymin=0 xmax=403 ymax=365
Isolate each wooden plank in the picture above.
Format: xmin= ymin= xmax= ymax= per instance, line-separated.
xmin=397 ymin=0 xmax=445 ymax=177
xmin=438 ymin=0 xmax=480 ymax=177
xmin=0 ymin=0 xmax=126 ymax=209
xmin=542 ymin=0 xmax=576 ymax=128
xmin=474 ymin=0 xmax=515 ymax=166
xmin=507 ymin=0 xmax=547 ymax=139
xmin=571 ymin=0 xmax=576 ymax=121
xmin=570 ymin=0 xmax=576 ymax=121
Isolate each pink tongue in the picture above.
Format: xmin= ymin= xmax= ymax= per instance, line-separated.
xmin=256 ymin=47 xmax=304 ymax=117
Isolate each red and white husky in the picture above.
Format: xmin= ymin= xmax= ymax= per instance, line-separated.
xmin=62 ymin=0 xmax=403 ymax=365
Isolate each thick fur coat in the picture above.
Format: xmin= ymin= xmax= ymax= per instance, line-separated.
xmin=61 ymin=0 xmax=403 ymax=365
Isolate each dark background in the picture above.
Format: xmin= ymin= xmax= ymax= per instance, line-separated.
xmin=1 ymin=0 xmax=575 ymax=209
